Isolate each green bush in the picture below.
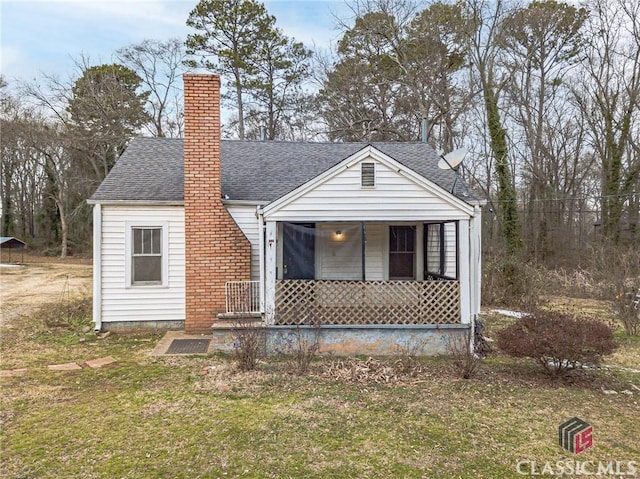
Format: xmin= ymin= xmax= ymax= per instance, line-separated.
xmin=495 ymin=310 xmax=618 ymax=376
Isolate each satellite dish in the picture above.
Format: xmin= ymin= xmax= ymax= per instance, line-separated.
xmin=437 ymin=147 xmax=468 ymax=194
xmin=438 ymin=147 xmax=467 ymax=170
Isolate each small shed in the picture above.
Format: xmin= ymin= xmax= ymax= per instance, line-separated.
xmin=0 ymin=237 xmax=27 ymax=263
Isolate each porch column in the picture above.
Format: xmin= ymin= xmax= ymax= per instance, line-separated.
xmin=265 ymin=220 xmax=277 ymax=325
xmin=415 ymin=223 xmax=424 ymax=281
xmin=258 ymin=207 xmax=265 ymax=313
xmin=459 ymin=218 xmax=471 ymax=324
xmin=92 ymin=204 xmax=102 ymax=331
xmin=470 ymin=205 xmax=482 ymax=316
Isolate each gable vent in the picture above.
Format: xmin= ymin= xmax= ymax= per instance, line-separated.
xmin=361 ymin=162 xmax=375 ymax=187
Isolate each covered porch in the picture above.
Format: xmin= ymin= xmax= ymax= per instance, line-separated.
xmin=268 ymin=219 xmax=465 ymax=326
xmin=222 ymin=145 xmax=482 ymax=353
xmin=219 ymin=216 xmax=479 ymax=355
xmin=252 ymin=213 xmax=480 ymax=328
xmin=257 ymin=147 xmax=481 ymax=330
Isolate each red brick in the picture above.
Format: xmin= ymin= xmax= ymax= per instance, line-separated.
xmin=183 ymin=74 xmax=251 ymax=333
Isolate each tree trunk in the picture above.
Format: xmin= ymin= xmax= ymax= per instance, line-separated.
xmin=56 ymin=197 xmax=68 ymax=259
xmin=484 ymin=83 xmax=522 ymax=258
xmin=235 ymin=69 xmax=245 ymax=140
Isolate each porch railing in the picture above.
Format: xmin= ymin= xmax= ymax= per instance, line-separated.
xmin=275 ymin=279 xmax=460 ymax=325
xmin=225 ymin=281 xmax=260 ymax=314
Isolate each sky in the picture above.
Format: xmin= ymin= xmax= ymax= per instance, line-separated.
xmin=1 ymin=0 xmax=351 ymax=87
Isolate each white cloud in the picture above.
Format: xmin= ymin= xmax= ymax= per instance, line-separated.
xmin=0 ymin=45 xmax=22 ymax=75
xmin=1 ymin=0 xmax=193 ymax=82
xmin=1 ymin=0 xmax=341 ymax=84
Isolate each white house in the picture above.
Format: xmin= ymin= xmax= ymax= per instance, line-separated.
xmin=87 ymin=74 xmax=483 ymax=355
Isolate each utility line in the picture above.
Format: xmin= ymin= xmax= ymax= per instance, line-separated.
xmin=485 ymin=192 xmax=639 ymax=204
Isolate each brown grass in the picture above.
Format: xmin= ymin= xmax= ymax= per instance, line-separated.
xmin=1 ymin=261 xmax=638 ymax=478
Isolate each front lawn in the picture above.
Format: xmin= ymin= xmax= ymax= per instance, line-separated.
xmin=1 ymin=303 xmax=638 ymax=478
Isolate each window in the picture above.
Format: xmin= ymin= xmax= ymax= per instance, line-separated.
xmin=425 ymin=223 xmax=445 ymax=277
xmin=131 ymin=227 xmax=162 ymax=284
xmin=424 ymin=221 xmax=458 ymax=280
xmin=361 ymin=162 xmax=375 ymax=187
xmin=389 ymin=225 xmax=415 ymax=279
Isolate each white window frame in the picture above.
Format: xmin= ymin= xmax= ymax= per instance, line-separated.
xmin=125 ymin=221 xmax=169 ymax=288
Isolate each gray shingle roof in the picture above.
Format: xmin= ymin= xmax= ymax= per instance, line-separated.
xmin=89 ymin=138 xmax=479 ymax=203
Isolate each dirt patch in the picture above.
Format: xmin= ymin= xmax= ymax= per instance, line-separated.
xmin=0 ymin=260 xmax=92 ymax=327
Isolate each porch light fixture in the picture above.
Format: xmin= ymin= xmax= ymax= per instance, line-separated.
xmin=335 ymin=230 xmax=342 ymax=237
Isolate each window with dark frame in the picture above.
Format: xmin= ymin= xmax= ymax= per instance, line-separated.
xmin=424 ymin=221 xmax=458 ymax=280
xmin=425 ymin=223 xmax=445 ymax=277
xmin=132 ymin=227 xmax=162 ymax=284
xmin=389 ymin=225 xmax=415 ymax=280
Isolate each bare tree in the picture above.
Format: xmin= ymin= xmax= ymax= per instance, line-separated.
xmin=573 ymin=0 xmax=640 ymax=243
xmin=465 ymin=0 xmax=522 ymax=258
xmin=498 ymin=0 xmax=588 ymax=260
xmin=1 ymin=79 xmax=50 ymax=242
xmin=116 ymin=38 xmax=188 ymax=138
xmin=20 ymin=59 xmax=150 ymax=256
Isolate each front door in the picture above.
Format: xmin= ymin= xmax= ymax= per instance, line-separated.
xmin=283 ymin=223 xmax=315 ymax=279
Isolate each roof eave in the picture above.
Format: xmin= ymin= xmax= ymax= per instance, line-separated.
xmin=87 ymin=199 xmax=185 ymax=206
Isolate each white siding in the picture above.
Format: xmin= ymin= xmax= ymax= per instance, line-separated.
xmin=312 ymin=221 xmax=454 ymax=282
xmin=317 ymin=222 xmax=362 ymax=280
xmin=444 ymin=222 xmax=457 ymax=278
xmin=278 ymin=222 xmax=388 ymax=281
xmin=226 ymin=205 xmax=260 ymax=281
xmin=364 ymin=223 xmax=385 ymax=280
xmin=265 ymin=158 xmax=471 ymax=222
xmin=307 ymin=221 xmax=457 ymax=282
xmin=100 ymin=206 xmax=185 ymax=323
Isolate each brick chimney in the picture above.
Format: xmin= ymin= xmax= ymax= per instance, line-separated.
xmin=183 ymin=74 xmax=251 ymax=333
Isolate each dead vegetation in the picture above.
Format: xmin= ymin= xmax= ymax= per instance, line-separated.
xmin=274 ymin=322 xmax=322 ymax=375
xmin=447 ymin=328 xmax=483 ymax=379
xmin=495 ymin=310 xmax=618 ymax=377
xmin=232 ymin=319 xmax=266 ymax=372
xmin=1 ymin=257 xmax=638 ymax=479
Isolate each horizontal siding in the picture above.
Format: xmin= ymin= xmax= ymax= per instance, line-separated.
xmin=444 ymin=222 xmax=457 ymax=278
xmin=101 ymin=206 xmax=185 ymax=323
xmin=317 ymin=222 xmax=362 ymax=280
xmin=365 ymin=223 xmax=385 ymax=280
xmin=425 ymin=222 xmax=458 ymax=278
xmin=310 ymin=221 xmax=454 ymax=282
xmin=266 ymin=158 xmax=471 ymax=222
xmin=226 ymin=205 xmax=260 ymax=281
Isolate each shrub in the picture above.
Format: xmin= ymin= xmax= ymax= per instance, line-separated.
xmin=232 ymin=319 xmax=265 ymax=372
xmin=447 ymin=328 xmax=482 ymax=379
xmin=393 ymin=337 xmax=428 ymax=376
xmin=612 ymin=288 xmax=640 ymax=336
xmin=588 ymin=244 xmax=640 ymax=336
xmin=277 ymin=322 xmax=321 ymax=375
xmin=495 ymin=310 xmax=618 ymax=377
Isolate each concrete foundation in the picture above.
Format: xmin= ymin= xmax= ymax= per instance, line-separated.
xmin=212 ymin=323 xmax=471 ymax=356
xmin=101 ymin=320 xmax=185 ymax=332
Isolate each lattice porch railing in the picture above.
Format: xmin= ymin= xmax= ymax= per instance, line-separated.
xmin=274 ymin=280 xmax=460 ymax=325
